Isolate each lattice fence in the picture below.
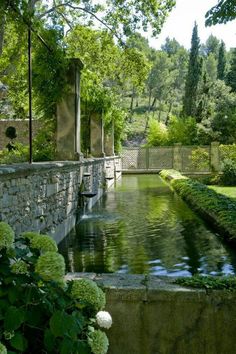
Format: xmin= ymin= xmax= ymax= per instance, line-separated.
xmin=122 ymin=147 xmax=174 ymax=171
xmin=122 ymin=145 xmax=214 ymax=172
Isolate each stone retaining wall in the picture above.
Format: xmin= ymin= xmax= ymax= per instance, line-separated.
xmin=0 ymin=157 xmax=121 ymax=243
xmin=67 ymin=273 xmax=236 ymax=354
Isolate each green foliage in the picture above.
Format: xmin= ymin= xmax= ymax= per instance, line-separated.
xmin=221 ymin=159 xmax=236 ymax=186
xmin=190 ymin=147 xmax=210 ymax=171
xmin=33 ymin=28 xmax=68 ymax=119
xmin=226 ymin=48 xmax=236 ymax=92
xmin=205 ymin=0 xmax=236 ymax=26
xmin=183 ymin=22 xmax=202 ymax=117
xmin=220 ymin=144 xmax=236 ymax=162
xmin=176 ymin=275 xmax=236 ymax=291
xmin=32 ymin=120 xmax=56 ymax=161
xmin=0 ymin=143 xmax=29 ymax=164
xmin=0 ymin=224 xmax=111 ymax=353
xmin=146 ymin=118 xmax=168 ymax=146
xmin=217 ymin=41 xmax=226 ymax=80
xmin=161 ymin=170 xmax=236 ymax=242
xmin=5 ymin=127 xmax=16 ymax=140
xmin=168 ymin=116 xmax=197 ymax=145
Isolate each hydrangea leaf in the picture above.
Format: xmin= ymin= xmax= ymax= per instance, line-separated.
xmin=44 ymin=329 xmax=56 ymax=352
xmin=4 ymin=306 xmax=25 ymax=331
xmin=10 ymin=333 xmax=28 ymax=351
xmin=49 ymin=311 xmax=80 ymax=339
xmin=60 ymin=337 xmax=74 ymax=354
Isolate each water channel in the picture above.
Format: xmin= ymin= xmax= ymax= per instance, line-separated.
xmin=59 ymin=174 xmax=236 ymax=276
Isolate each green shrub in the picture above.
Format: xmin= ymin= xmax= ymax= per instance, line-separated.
xmin=146 ymin=118 xmax=169 ymax=146
xmin=160 ymin=170 xmax=236 ymax=242
xmin=220 ymin=144 xmax=236 ymax=163
xmin=168 ymin=116 xmax=198 ymax=145
xmin=0 ymin=143 xmax=29 ymax=164
xmin=176 ymin=275 xmax=236 ymax=291
xmin=190 ymin=147 xmax=210 ymax=171
xmin=0 ymin=223 xmax=111 ymax=353
xmin=221 ymin=159 xmax=236 ymax=186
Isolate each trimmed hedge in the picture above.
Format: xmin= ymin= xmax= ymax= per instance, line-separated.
xmin=176 ymin=275 xmax=236 ymax=291
xmin=160 ymin=169 xmax=236 ymax=242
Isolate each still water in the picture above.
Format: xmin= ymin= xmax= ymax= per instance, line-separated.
xmin=59 ymin=175 xmax=236 ymax=276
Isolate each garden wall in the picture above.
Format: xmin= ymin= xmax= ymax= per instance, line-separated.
xmin=0 ymin=119 xmax=41 ymax=149
xmin=0 ymin=157 xmax=121 ymax=243
xmin=67 ymin=273 xmax=236 ymax=354
xmin=122 ymin=142 xmax=220 ymax=173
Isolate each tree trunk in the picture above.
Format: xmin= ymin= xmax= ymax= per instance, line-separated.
xmin=151 ymin=97 xmax=157 ymax=108
xmin=148 ymin=89 xmax=152 ymax=112
xmin=129 ymin=86 xmax=135 ymax=113
xmin=0 ymin=14 xmax=5 ymax=56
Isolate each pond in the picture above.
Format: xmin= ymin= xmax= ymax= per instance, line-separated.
xmin=58 ymin=174 xmax=236 ymax=276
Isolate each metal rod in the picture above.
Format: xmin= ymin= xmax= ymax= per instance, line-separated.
xmin=28 ymin=26 xmax=33 ymax=164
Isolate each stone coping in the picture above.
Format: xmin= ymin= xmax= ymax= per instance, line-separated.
xmin=65 ymin=273 xmax=236 ymax=302
xmin=0 ymin=156 xmax=120 ymax=177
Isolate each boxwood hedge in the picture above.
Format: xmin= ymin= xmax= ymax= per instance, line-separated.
xmin=160 ymin=169 xmax=236 ymax=243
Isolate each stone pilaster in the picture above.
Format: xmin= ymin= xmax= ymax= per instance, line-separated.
xmin=173 ymin=143 xmax=182 ymax=171
xmin=90 ymin=112 xmax=105 ymax=157
xmin=104 ymin=120 xmax=115 ymax=156
xmin=56 ymin=58 xmax=83 ymax=160
xmin=210 ymin=141 xmax=220 ymax=172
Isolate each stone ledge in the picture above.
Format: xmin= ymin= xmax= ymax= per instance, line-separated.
xmin=65 ymin=273 xmax=236 ymax=302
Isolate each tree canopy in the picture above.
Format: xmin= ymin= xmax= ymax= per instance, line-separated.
xmin=205 ymin=0 xmax=236 ymax=26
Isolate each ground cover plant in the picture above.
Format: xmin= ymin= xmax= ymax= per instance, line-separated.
xmin=175 ymin=275 xmax=236 ymax=291
xmin=0 ymin=222 xmax=112 ymax=354
xmin=160 ymin=169 xmax=236 ymax=242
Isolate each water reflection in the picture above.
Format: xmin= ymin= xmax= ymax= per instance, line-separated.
xmin=59 ymin=175 xmax=236 ymax=276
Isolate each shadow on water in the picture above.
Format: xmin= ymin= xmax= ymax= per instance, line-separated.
xmin=59 ymin=175 xmax=236 ymax=276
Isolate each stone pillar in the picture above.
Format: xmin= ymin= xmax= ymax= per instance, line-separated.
xmin=210 ymin=141 xmax=220 ymax=172
xmin=90 ymin=112 xmax=105 ymax=157
xmin=56 ymin=58 xmax=84 ymax=160
xmin=173 ymin=143 xmax=182 ymax=171
xmin=104 ymin=120 xmax=115 ymax=156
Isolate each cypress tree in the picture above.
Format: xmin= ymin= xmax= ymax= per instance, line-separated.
xmin=226 ymin=48 xmax=236 ymax=92
xmin=217 ymin=41 xmax=226 ymax=80
xmin=183 ymin=22 xmax=202 ymax=117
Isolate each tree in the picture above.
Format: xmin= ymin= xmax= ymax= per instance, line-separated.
xmin=226 ymin=48 xmax=236 ymax=92
xmin=205 ymin=53 xmax=217 ymax=82
xmin=205 ymin=0 xmax=236 ymax=26
xmin=217 ymin=41 xmax=227 ymax=80
xmin=0 ymin=0 xmax=176 ymax=43
xmin=201 ymin=34 xmax=220 ymax=58
xmin=161 ymin=37 xmax=182 ymax=56
xmin=182 ymin=22 xmax=202 ymax=117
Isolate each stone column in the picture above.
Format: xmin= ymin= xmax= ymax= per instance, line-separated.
xmin=210 ymin=141 xmax=220 ymax=172
xmin=104 ymin=120 xmax=115 ymax=156
xmin=56 ymin=58 xmax=84 ymax=160
xmin=173 ymin=143 xmax=182 ymax=171
xmin=90 ymin=112 xmax=105 ymax=157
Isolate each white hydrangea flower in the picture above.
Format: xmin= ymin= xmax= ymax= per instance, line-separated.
xmin=88 ymin=329 xmax=109 ymax=354
xmin=0 ymin=342 xmax=7 ymax=354
xmin=96 ymin=311 xmax=112 ymax=329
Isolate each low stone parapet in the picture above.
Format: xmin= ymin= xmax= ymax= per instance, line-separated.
xmin=66 ymin=273 xmax=236 ymax=354
xmin=0 ymin=157 xmax=121 ymax=243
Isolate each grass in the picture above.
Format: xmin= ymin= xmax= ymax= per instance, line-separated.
xmin=209 ymin=186 xmax=236 ymax=199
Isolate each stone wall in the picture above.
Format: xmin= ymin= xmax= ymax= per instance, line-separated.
xmin=67 ymin=273 xmax=236 ymax=354
xmin=0 ymin=157 xmax=120 ymax=243
xmin=0 ymin=120 xmax=41 ymax=150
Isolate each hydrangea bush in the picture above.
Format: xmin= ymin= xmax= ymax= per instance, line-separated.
xmin=0 ymin=222 xmax=112 ymax=353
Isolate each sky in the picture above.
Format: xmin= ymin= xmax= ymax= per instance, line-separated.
xmin=146 ymin=0 xmax=236 ymax=50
